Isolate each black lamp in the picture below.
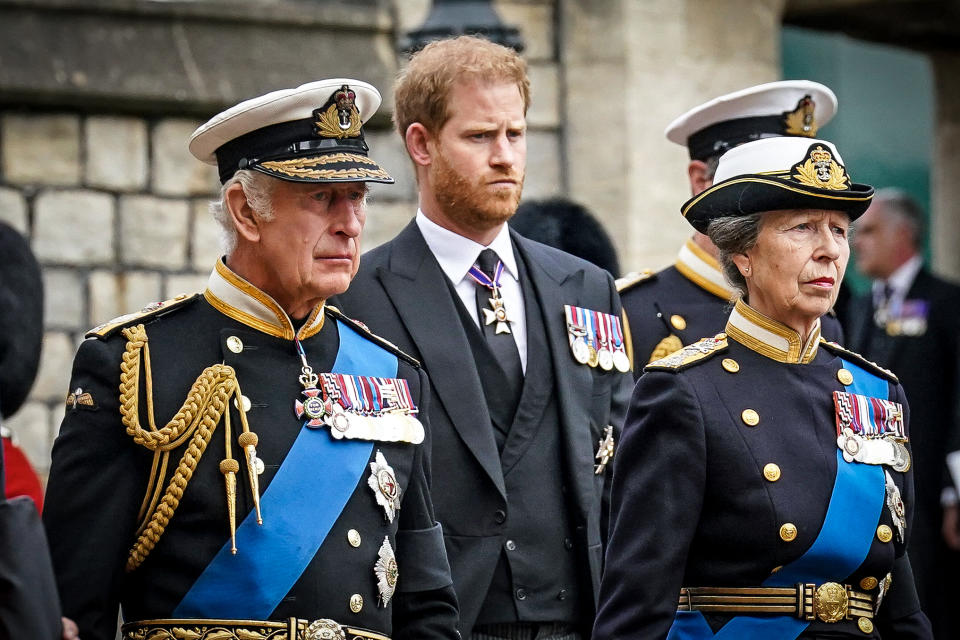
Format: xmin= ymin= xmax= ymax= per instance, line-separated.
xmin=400 ymin=0 xmax=525 ymax=54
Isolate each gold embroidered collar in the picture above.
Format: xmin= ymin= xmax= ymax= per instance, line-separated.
xmin=204 ymin=259 xmax=326 ymax=340
xmin=674 ymin=238 xmax=734 ymax=301
xmin=725 ymin=298 xmax=820 ymax=364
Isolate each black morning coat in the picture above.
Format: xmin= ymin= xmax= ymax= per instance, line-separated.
xmin=333 ymin=221 xmax=632 ymax=637
xmin=845 ymin=267 xmax=960 ymax=636
xmin=42 ymin=260 xmax=459 ymax=640
xmin=594 ymin=299 xmax=932 ymax=640
xmin=619 ymin=240 xmax=844 ymax=374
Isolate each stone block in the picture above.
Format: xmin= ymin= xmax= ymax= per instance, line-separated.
xmin=165 ymin=273 xmax=210 ymax=300
xmin=0 ymin=187 xmax=28 ymax=234
xmin=3 ymin=401 xmax=54 ymax=475
xmin=43 ymin=267 xmax=86 ymax=331
xmin=365 ymin=129 xmax=416 ymax=203
xmin=497 ymin=1 xmax=554 ymax=62
xmin=152 ymin=119 xmax=219 ymax=197
xmin=191 ymin=199 xmax=225 ymax=271
xmin=88 ymin=269 xmax=163 ymax=327
xmin=119 ymin=195 xmax=190 ymax=269
xmin=521 ymin=130 xmax=562 ymax=200
xmin=1 ymin=113 xmax=80 ymax=186
xmin=30 ymin=331 xmax=76 ymax=404
xmin=85 ymin=116 xmax=148 ymax=191
xmin=361 ymin=201 xmax=415 ymax=251
xmin=32 ymin=189 xmax=115 ymax=265
xmin=527 ymin=63 xmax=560 ymax=128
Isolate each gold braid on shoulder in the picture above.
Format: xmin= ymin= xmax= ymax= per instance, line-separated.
xmin=119 ymin=324 xmax=261 ymax=571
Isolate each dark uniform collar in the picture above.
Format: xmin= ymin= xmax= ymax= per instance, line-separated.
xmin=204 ymin=258 xmax=326 ymax=340
xmin=725 ymin=298 xmax=821 ymax=364
xmin=674 ymin=238 xmax=734 ymax=301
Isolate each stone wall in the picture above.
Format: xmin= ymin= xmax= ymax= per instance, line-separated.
xmin=0 ymin=0 xmax=564 ymax=481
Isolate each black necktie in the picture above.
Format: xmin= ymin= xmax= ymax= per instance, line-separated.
xmin=473 ymin=249 xmax=524 ymax=409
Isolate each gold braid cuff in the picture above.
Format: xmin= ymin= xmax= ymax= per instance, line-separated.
xmin=119 ymin=324 xmax=249 ymax=571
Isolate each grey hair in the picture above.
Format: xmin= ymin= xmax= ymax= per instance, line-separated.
xmin=208 ymin=169 xmax=276 ymax=256
xmin=873 ymin=187 xmax=925 ymax=251
xmin=706 ymin=213 xmax=764 ymax=298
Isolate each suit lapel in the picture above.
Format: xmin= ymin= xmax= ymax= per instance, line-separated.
xmin=513 ymin=234 xmax=596 ymax=519
xmin=376 ymin=222 xmax=506 ymax=498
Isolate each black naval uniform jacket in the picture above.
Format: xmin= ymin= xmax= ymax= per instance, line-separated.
xmin=619 ymin=239 xmax=844 ymax=375
xmin=845 ymin=267 xmax=960 ymax=629
xmin=594 ymin=299 xmax=931 ymax=640
xmin=42 ymin=261 xmax=459 ymax=640
xmin=333 ymin=221 xmax=632 ymax=637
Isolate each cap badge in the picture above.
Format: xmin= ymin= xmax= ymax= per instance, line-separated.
xmin=792 ymin=144 xmax=850 ymax=191
xmin=783 ymin=95 xmax=818 ymax=137
xmin=314 ymin=84 xmax=362 ymax=139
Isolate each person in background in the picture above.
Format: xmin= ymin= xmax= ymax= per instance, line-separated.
xmin=0 ymin=221 xmax=74 ymax=639
xmin=511 ymin=198 xmax=621 ymax=277
xmin=846 ymin=188 xmax=960 ymax=639
xmin=618 ymin=81 xmax=845 ymax=373
xmin=335 ymin=36 xmax=631 ymax=640
xmin=595 ymin=136 xmax=931 ymax=639
xmin=0 ymin=221 xmax=45 ymax=511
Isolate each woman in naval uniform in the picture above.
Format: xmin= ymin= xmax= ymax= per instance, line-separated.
xmin=593 ymin=136 xmax=932 ymax=640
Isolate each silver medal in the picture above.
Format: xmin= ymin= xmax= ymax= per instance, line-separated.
xmin=572 ymin=337 xmax=590 ymax=364
xmin=612 ymin=350 xmax=630 ymax=373
xmin=598 ymin=348 xmax=614 ymax=371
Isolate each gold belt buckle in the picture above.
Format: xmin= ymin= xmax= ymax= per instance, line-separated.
xmin=813 ymin=582 xmax=849 ymax=623
xmin=305 ymin=619 xmax=346 ymax=640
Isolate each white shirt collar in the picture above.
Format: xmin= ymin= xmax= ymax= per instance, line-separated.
xmin=873 ymin=254 xmax=923 ymax=300
xmin=415 ymin=209 xmax=518 ymax=284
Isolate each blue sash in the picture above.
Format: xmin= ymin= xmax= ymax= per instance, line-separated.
xmin=173 ymin=319 xmax=398 ymax=618
xmin=669 ymin=358 xmax=888 ymax=640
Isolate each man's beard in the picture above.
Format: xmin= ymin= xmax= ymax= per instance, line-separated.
xmin=432 ymin=147 xmax=524 ymax=234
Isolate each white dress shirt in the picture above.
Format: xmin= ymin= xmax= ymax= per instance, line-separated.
xmin=416 ymin=210 xmax=528 ymax=372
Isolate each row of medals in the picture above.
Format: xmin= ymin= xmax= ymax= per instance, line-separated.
xmin=569 ymin=329 xmax=630 ymax=373
xmin=837 ymin=428 xmax=909 ymax=542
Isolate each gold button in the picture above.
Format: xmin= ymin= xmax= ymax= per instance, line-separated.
xmin=349 ymin=593 xmax=363 ymax=613
xmin=226 ymin=336 xmax=244 ymax=353
xmin=860 ymin=576 xmax=878 ymax=590
xmin=857 ymin=617 xmax=874 ymax=634
xmin=877 ymin=524 xmax=893 ymax=543
xmin=670 ymin=315 xmax=687 ymax=331
xmin=742 ymin=409 xmax=760 ymax=426
xmin=763 ymin=463 xmax=781 ymax=482
xmin=837 ymin=368 xmax=854 ymax=385
xmin=233 ymin=395 xmax=251 ymax=412
xmin=722 ymin=358 xmax=740 ymax=373
xmin=347 ymin=529 xmax=361 ymax=548
xmin=779 ymin=523 xmax=797 ymax=542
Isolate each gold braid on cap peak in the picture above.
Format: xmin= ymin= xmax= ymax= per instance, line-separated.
xmin=119 ymin=324 xmax=260 ymax=571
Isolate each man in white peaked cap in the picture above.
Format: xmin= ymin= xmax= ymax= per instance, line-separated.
xmin=43 ymin=79 xmax=459 ymax=640
xmin=618 ymin=81 xmax=846 ymax=373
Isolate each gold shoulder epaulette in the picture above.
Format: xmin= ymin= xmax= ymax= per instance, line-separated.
xmin=325 ymin=305 xmax=421 ymax=368
xmin=85 ymin=293 xmax=201 ymax=340
xmin=645 ymin=333 xmax=728 ymax=373
xmin=616 ymin=269 xmax=656 ymax=293
xmin=819 ymin=339 xmax=898 ymax=383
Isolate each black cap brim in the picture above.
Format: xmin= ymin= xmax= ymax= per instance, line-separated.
xmin=681 ymin=175 xmax=874 ymax=234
